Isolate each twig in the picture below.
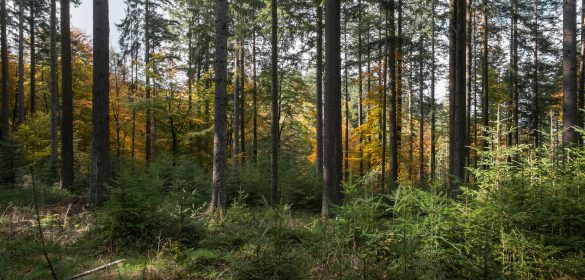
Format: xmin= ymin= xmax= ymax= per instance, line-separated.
xmin=63 ymin=202 xmax=72 ymax=228
xmin=69 ymin=259 xmax=126 ymax=279
xmin=31 ymin=167 xmax=59 ymax=280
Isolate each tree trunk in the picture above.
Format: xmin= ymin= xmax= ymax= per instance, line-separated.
xmin=240 ymin=42 xmax=246 ymax=162
xmin=29 ymin=1 xmax=36 ymax=116
xmin=90 ymin=0 xmax=110 ymax=206
xmin=17 ymin=0 xmax=24 ymax=125
xmin=61 ymin=0 xmax=74 ymax=190
xmin=322 ymin=0 xmax=342 ymax=216
xmin=389 ymin=0 xmax=398 ymax=190
xmin=408 ymin=51 xmax=413 ymax=181
xmin=357 ymin=0 xmax=363 ymax=175
xmin=578 ymin=0 xmax=585 ymax=141
xmin=481 ymin=0 xmax=489 ymax=155
xmin=0 ymin=0 xmax=7 ymax=141
xmin=564 ymin=0 xmax=579 ymax=146
xmin=343 ymin=16 xmax=349 ymax=179
xmin=380 ymin=8 xmax=388 ymax=192
xmin=396 ymin=0 xmax=403 ymax=157
xmin=270 ymin=0 xmax=279 ymax=208
xmin=532 ymin=0 xmax=540 ymax=147
xmin=50 ymin=0 xmax=58 ymax=169
xmin=233 ymin=48 xmax=240 ymax=165
xmin=252 ymin=28 xmax=258 ymax=163
xmin=210 ymin=0 xmax=229 ymax=213
xmin=430 ymin=0 xmax=437 ymax=183
xmin=316 ymin=1 xmax=324 ymax=177
xmin=418 ymin=39 xmax=425 ymax=189
xmin=144 ymin=0 xmax=152 ymax=163
xmin=466 ymin=0 xmax=473 ymax=169
xmin=510 ymin=0 xmax=519 ymax=147
xmin=449 ymin=0 xmax=467 ymax=196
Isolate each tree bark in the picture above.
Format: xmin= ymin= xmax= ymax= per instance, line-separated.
xmin=270 ymin=0 xmax=279 ymax=208
xmin=50 ymin=0 xmax=58 ymax=169
xmin=90 ymin=0 xmax=110 ymax=206
xmin=509 ymin=0 xmax=519 ymax=147
xmin=61 ymin=0 xmax=74 ymax=190
xmin=322 ymin=0 xmax=342 ymax=216
xmin=144 ymin=0 xmax=152 ymax=163
xmin=252 ymin=28 xmax=258 ymax=163
xmin=380 ymin=8 xmax=388 ymax=192
xmin=357 ymin=0 xmax=363 ymax=175
xmin=343 ymin=16 xmax=349 ymax=179
xmin=449 ymin=0 xmax=467 ymax=196
xmin=430 ymin=0 xmax=437 ymax=183
xmin=578 ymin=0 xmax=585 ymax=140
xmin=389 ymin=0 xmax=398 ymax=190
xmin=564 ymin=0 xmax=579 ymax=146
xmin=481 ymin=0 xmax=489 ymax=155
xmin=316 ymin=1 xmax=324 ymax=177
xmin=0 ymin=0 xmax=7 ymax=141
xmin=17 ymin=0 xmax=24 ymax=125
xmin=210 ymin=0 xmax=229 ymax=213
xmin=418 ymin=39 xmax=425 ymax=188
xmin=240 ymin=41 xmax=246 ymax=162
xmin=532 ymin=0 xmax=540 ymax=147
xmin=29 ymin=1 xmax=36 ymax=115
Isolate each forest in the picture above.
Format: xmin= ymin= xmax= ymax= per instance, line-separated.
xmin=1 ymin=0 xmax=585 ymax=278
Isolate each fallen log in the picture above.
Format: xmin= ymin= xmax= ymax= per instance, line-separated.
xmin=69 ymin=259 xmax=126 ymax=279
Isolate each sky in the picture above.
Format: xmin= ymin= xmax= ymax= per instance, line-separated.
xmin=71 ymin=1 xmax=125 ymax=50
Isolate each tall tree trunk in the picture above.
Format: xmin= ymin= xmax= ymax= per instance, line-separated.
xmin=466 ymin=0 xmax=473 ymax=170
xmin=533 ymin=0 xmax=540 ymax=147
xmin=187 ymin=14 xmax=193 ymax=112
xmin=389 ymin=0 xmax=398 ymax=189
xmin=210 ymin=0 xmax=229 ymax=213
xmin=252 ymin=28 xmax=258 ymax=163
xmin=144 ymin=0 xmax=152 ymax=163
xmin=396 ymin=0 xmax=403 ymax=156
xmin=510 ymin=0 xmax=519 ymax=147
xmin=578 ymin=0 xmax=585 ymax=140
xmin=17 ymin=0 xmax=24 ymax=125
xmin=50 ymin=0 xmax=58 ymax=170
xmin=343 ymin=16 xmax=349 ymax=179
xmin=408 ymin=51 xmax=413 ymax=181
xmin=418 ymin=39 xmax=425 ymax=188
xmin=233 ymin=48 xmax=240 ymax=165
xmin=61 ymin=0 xmax=74 ymax=190
xmin=449 ymin=0 xmax=467 ymax=195
xmin=90 ymin=0 xmax=110 ymax=206
xmin=29 ymin=1 xmax=36 ymax=116
xmin=270 ymin=0 xmax=279 ymax=208
xmin=240 ymin=42 xmax=246 ymax=162
xmin=564 ymin=0 xmax=579 ymax=146
xmin=316 ymin=1 xmax=323 ymax=177
xmin=357 ymin=0 xmax=363 ymax=175
xmin=0 ymin=0 xmax=7 ymax=141
xmin=380 ymin=8 xmax=388 ymax=192
xmin=430 ymin=0 xmax=437 ymax=183
xmin=481 ymin=0 xmax=489 ymax=155
xmin=322 ymin=0 xmax=342 ymax=216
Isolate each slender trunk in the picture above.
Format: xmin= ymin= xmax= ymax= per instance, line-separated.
xmin=564 ymin=0 xmax=579 ymax=146
xmin=481 ymin=0 xmax=489 ymax=154
xmin=430 ymin=0 xmax=437 ymax=183
xmin=418 ymin=39 xmax=425 ymax=188
xmin=252 ymin=28 xmax=258 ymax=163
xmin=578 ymin=0 xmax=585 ymax=139
xmin=0 ymin=0 xmax=8 ymax=141
xmin=210 ymin=0 xmax=229 ymax=213
xmin=533 ymin=0 xmax=540 ymax=147
xmin=233 ymin=49 xmax=240 ymax=164
xmin=389 ymin=0 xmax=398 ymax=189
xmin=152 ymin=44 xmax=157 ymax=161
xmin=408 ymin=51 xmax=413 ymax=181
xmin=240 ymin=41 xmax=246 ymax=162
xmin=90 ymin=0 xmax=110 ymax=206
xmin=380 ymin=8 xmax=388 ymax=192
xmin=50 ymin=0 xmax=58 ymax=167
xmin=188 ymin=15 xmax=193 ymax=112
xmin=61 ymin=0 xmax=74 ymax=190
xmin=357 ymin=0 xmax=363 ymax=175
xmin=322 ymin=0 xmax=342 ymax=216
xmin=270 ymin=0 xmax=279 ymax=208
xmin=29 ymin=2 xmax=36 ymax=115
xmin=145 ymin=0 xmax=151 ymax=163
xmin=17 ymin=0 xmax=24 ymax=125
xmin=396 ymin=0 xmax=403 ymax=155
xmin=466 ymin=0 xmax=473 ymax=169
xmin=510 ymin=0 xmax=519 ymax=147
xmin=343 ymin=17 xmax=349 ymax=179
xmin=316 ymin=1 xmax=323 ymax=176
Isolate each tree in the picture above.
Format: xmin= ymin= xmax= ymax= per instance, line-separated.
xmin=430 ymin=0 xmax=436 ymax=182
xmin=209 ymin=0 xmax=229 ymax=213
xmin=17 ymin=0 xmax=24 ymax=125
xmin=1 ymin=0 xmax=8 ymax=141
xmin=315 ymin=0 xmax=323 ymax=177
xmin=481 ymin=0 xmax=488 ymax=153
xmin=449 ymin=0 xmax=467 ymax=195
xmin=90 ymin=0 xmax=110 ymax=206
xmin=322 ymin=0 xmax=342 ymax=216
xmin=388 ymin=0 xmax=398 ymax=190
xmin=563 ymin=0 xmax=578 ymax=146
xmin=145 ymin=0 xmax=152 ymax=163
xmin=61 ymin=0 xmax=74 ymax=190
xmin=29 ymin=0 xmax=36 ymax=115
xmin=270 ymin=0 xmax=279 ymax=208
xmin=418 ymin=38 xmax=424 ymax=188
xmin=49 ymin=0 xmax=58 ymax=169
